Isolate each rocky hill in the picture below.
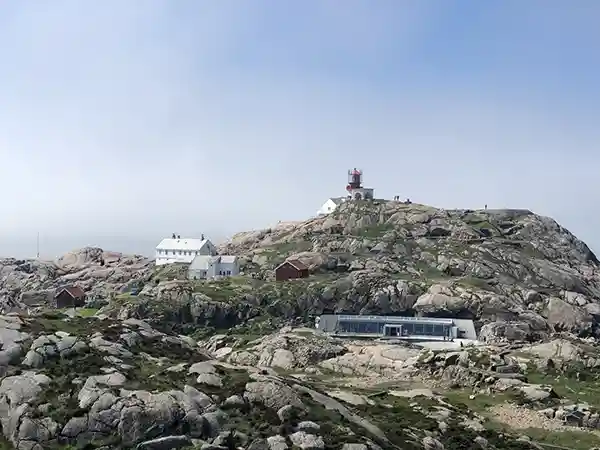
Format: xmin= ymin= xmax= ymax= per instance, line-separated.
xmin=3 ymin=200 xmax=600 ymax=344
xmin=101 ymin=200 xmax=600 ymax=343
xmin=1 ymin=200 xmax=600 ymax=449
xmin=0 ymin=247 xmax=152 ymax=312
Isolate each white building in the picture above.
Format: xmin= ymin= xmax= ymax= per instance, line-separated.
xmin=317 ymin=169 xmax=375 ymax=216
xmin=155 ymin=236 xmax=217 ymax=266
xmin=188 ymin=255 xmax=239 ymax=280
xmin=347 ymin=187 xmax=374 ymax=200
xmin=316 ymin=197 xmax=345 ymax=216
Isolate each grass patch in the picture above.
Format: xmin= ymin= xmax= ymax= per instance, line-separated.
xmin=0 ymin=437 xmax=14 ymax=450
xmin=444 ymin=389 xmax=516 ymax=413
xmin=192 ymin=281 xmax=241 ymax=301
xmin=456 ymin=276 xmax=494 ymax=291
xmin=526 ymin=369 xmax=600 ymax=408
xmin=519 ymin=427 xmax=600 ymax=450
xmin=22 ymin=312 xmax=122 ymax=339
xmin=413 ymin=261 xmax=447 ymax=280
xmin=485 ymin=418 xmax=600 ymax=450
xmin=357 ymin=224 xmax=394 ymax=239
xmin=31 ymin=351 xmax=108 ymax=424
xmin=54 ymin=308 xmax=99 ymax=317
xmin=124 ymin=359 xmax=196 ymax=392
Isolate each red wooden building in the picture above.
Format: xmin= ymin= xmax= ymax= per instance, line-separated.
xmin=275 ymin=259 xmax=309 ymax=281
xmin=55 ymin=286 xmax=86 ymax=309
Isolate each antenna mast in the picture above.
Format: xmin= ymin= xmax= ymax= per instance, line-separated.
xmin=36 ymin=232 xmax=40 ymax=258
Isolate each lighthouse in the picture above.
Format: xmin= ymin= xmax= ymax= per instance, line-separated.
xmin=345 ymin=168 xmax=374 ymax=201
xmin=316 ymin=168 xmax=375 ymax=216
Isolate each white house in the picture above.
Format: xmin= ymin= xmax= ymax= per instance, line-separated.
xmin=188 ymin=255 xmax=239 ymax=280
xmin=316 ymin=197 xmax=345 ymax=216
xmin=155 ymin=236 xmax=217 ymax=266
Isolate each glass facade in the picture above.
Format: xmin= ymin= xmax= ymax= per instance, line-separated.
xmin=337 ymin=319 xmax=450 ymax=337
xmin=338 ymin=320 xmax=386 ymax=334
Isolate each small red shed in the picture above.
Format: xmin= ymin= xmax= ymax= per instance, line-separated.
xmin=55 ymin=286 xmax=86 ymax=309
xmin=275 ymin=259 xmax=309 ymax=281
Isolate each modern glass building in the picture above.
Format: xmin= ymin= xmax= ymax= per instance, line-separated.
xmin=315 ymin=314 xmax=476 ymax=341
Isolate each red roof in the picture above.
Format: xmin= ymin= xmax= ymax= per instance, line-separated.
xmin=56 ymin=286 xmax=86 ymax=299
xmin=277 ymin=259 xmax=308 ymax=271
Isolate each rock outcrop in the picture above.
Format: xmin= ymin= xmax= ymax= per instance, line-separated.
xmin=0 ymin=248 xmax=152 ymax=312
xmin=101 ymin=201 xmax=600 ymax=341
xmin=0 ymin=312 xmax=554 ymax=450
xmin=3 ymin=201 xmax=600 ymax=343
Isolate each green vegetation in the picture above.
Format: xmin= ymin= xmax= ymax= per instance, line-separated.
xmin=53 ymin=307 xmax=99 ymax=317
xmin=152 ymin=262 xmax=189 ymax=281
xmin=357 ymin=223 xmax=394 ymax=239
xmin=256 ymin=240 xmax=314 ymax=266
xmin=346 ymin=392 xmax=537 ymax=450
xmin=443 ymin=387 xmax=600 ymax=450
xmin=444 ymin=389 xmax=516 ymax=412
xmin=526 ymin=367 xmax=600 ymax=408
xmin=413 ymin=260 xmax=447 ymax=280
xmin=76 ymin=308 xmax=99 ymax=317
xmin=191 ymin=279 xmax=243 ymax=301
xmin=21 ymin=312 xmax=120 ymax=338
xmin=455 ymin=276 xmax=495 ymax=291
xmin=515 ymin=428 xmax=600 ymax=450
xmin=32 ymin=351 xmax=107 ymax=424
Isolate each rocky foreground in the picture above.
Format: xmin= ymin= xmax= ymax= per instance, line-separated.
xmin=3 ymin=311 xmax=600 ymax=450
xmin=2 ymin=200 xmax=600 ymax=448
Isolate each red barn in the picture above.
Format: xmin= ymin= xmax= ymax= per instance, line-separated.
xmin=54 ymin=286 xmax=86 ymax=309
xmin=275 ymin=259 xmax=309 ymax=281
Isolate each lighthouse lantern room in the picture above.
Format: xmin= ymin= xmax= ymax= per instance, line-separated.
xmin=316 ymin=167 xmax=376 ymax=216
xmin=346 ymin=168 xmax=374 ymax=201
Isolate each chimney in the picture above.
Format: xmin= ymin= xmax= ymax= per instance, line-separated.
xmin=177 ymin=234 xmax=181 ymax=239
xmin=201 ymin=233 xmax=205 ymax=240
xmin=172 ymin=233 xmax=176 ymax=239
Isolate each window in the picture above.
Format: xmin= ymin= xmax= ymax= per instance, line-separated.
xmin=227 ymin=270 xmax=231 ymax=275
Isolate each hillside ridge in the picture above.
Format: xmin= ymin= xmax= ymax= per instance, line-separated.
xmin=2 ymin=200 xmax=600 ymax=449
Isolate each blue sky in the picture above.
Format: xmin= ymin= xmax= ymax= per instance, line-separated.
xmin=0 ymin=1 xmax=598 ymax=258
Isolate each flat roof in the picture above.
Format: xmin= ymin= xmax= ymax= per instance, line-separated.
xmin=324 ymin=314 xmax=455 ymax=325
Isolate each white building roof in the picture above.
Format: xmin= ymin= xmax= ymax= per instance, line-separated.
xmin=189 ymin=255 xmax=237 ymax=270
xmin=329 ymin=197 xmax=345 ymax=205
xmin=219 ymin=255 xmax=238 ymax=263
xmin=156 ymin=238 xmax=211 ymax=251
xmin=189 ymin=255 xmax=219 ymax=270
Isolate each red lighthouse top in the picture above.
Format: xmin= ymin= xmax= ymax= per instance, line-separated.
xmin=347 ymin=168 xmax=363 ymax=189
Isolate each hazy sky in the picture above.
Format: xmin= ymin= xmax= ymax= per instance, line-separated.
xmin=0 ymin=1 xmax=598 ymax=259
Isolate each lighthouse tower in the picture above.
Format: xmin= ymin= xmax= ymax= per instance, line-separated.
xmin=315 ymin=167 xmax=375 ymax=216
xmin=346 ymin=168 xmax=374 ymax=200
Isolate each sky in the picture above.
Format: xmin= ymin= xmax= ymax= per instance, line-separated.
xmin=0 ymin=1 xmax=598 ymax=258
